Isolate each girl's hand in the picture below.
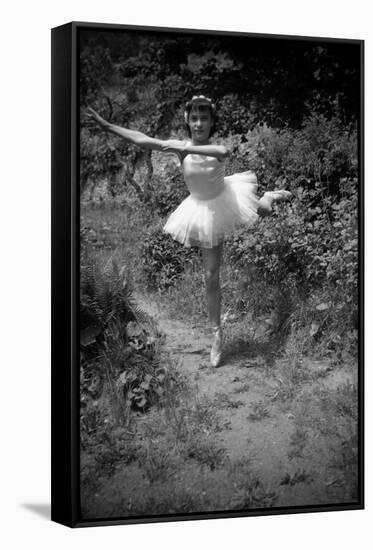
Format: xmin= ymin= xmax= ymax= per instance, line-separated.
xmin=162 ymin=140 xmax=186 ymax=154
xmin=85 ymin=107 xmax=108 ymax=127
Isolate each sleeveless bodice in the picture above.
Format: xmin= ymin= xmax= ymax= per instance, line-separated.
xmin=182 ymin=153 xmax=226 ymax=200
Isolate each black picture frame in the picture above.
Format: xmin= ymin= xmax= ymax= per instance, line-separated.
xmin=51 ymin=21 xmax=364 ymax=528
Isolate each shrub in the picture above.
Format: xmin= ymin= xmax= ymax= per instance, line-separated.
xmin=80 ymin=127 xmax=128 ymax=192
xmin=80 ymin=258 xmax=137 ymax=358
xmin=141 ymin=224 xmax=199 ymax=291
xmin=224 ymin=114 xmax=357 ymax=192
xmin=226 ymin=183 xmax=357 ymax=294
xmin=224 ymin=114 xmax=358 ymax=298
xmin=80 ymin=250 xmax=175 ymax=413
xmin=148 ymin=169 xmax=189 ymax=217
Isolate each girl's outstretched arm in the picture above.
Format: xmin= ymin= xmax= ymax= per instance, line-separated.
xmin=161 ymin=140 xmax=230 ymax=161
xmin=182 ymin=142 xmax=230 ymax=161
xmin=85 ymin=108 xmax=229 ymax=161
xmin=85 ymin=107 xmax=185 ymax=156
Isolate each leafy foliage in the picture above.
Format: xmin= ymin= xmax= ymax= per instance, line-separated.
xmin=141 ymin=223 xmax=199 ymax=291
xmin=80 ymin=232 xmax=175 ymax=413
xmin=80 ymin=257 xmax=137 ymax=354
xmin=148 ymin=170 xmax=190 ymax=217
xmin=80 ymin=31 xmax=360 ymax=191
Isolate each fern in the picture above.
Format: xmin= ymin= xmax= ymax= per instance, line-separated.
xmin=80 ymin=256 xmax=160 ymax=347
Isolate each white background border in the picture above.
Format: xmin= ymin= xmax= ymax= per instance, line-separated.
xmin=1 ymin=1 xmax=370 ymax=547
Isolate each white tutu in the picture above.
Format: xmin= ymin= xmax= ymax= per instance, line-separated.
xmin=163 ymin=171 xmax=260 ymax=248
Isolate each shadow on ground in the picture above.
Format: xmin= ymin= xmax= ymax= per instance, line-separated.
xmin=223 ymin=332 xmax=283 ymax=367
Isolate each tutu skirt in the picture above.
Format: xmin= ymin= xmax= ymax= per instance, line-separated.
xmin=163 ymin=171 xmax=260 ymax=248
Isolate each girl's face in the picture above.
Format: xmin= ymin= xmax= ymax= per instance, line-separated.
xmin=187 ymin=106 xmax=214 ymax=143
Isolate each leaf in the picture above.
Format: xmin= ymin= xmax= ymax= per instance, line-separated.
xmin=146 ymin=336 xmax=156 ymax=346
xmin=126 ymin=321 xmax=143 ymax=337
xmin=128 ymin=339 xmax=144 ymax=350
xmin=80 ymin=325 xmax=101 ymax=346
xmin=117 ymin=371 xmax=128 ymax=387
xmin=244 ymin=356 xmax=266 ymax=368
xmin=315 ymin=303 xmax=329 ymax=311
xmin=280 ymin=473 xmax=291 ymax=486
xmin=310 ymin=322 xmax=320 ymax=337
xmin=136 ymin=397 xmax=147 ymax=408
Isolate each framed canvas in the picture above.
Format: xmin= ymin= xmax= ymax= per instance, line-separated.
xmin=51 ymin=21 xmax=364 ymax=528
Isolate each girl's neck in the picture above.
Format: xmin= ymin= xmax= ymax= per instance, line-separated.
xmin=191 ymin=138 xmax=211 ymax=146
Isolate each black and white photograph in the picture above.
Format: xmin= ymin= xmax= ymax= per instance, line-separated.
xmin=75 ymin=23 xmax=363 ymax=523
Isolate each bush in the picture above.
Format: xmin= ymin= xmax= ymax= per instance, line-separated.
xmin=148 ymin=168 xmax=189 ymax=217
xmin=141 ymin=224 xmax=199 ymax=291
xmin=224 ymin=114 xmax=357 ymax=192
xmin=80 ymin=258 xmax=136 ymax=356
xmin=80 ymin=249 xmax=175 ymax=411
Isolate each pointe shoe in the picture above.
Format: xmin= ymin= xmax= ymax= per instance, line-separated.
xmin=264 ymin=190 xmax=293 ymax=203
xmin=210 ymin=326 xmax=223 ymax=367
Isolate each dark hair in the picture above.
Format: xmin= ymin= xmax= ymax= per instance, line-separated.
xmin=183 ymin=99 xmax=217 ymax=138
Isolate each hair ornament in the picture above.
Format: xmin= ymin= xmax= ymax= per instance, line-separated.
xmin=190 ymin=95 xmax=213 ymax=105
xmin=184 ymin=95 xmax=216 ymax=123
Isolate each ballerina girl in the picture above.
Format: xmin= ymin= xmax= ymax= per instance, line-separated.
xmin=86 ymin=96 xmax=291 ymax=367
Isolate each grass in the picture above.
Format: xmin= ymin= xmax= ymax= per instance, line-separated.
xmin=158 ymin=263 xmax=207 ymax=326
xmin=237 ymin=478 xmax=278 ymax=509
xmin=138 ymin=440 xmax=179 ymax=483
xmin=233 ymin=382 xmax=251 ymax=393
xmin=288 ymin=427 xmax=308 ymax=459
xmin=280 ymin=470 xmax=314 ymax=486
xmin=280 ymin=376 xmax=358 ymax=500
xmin=214 ymin=392 xmax=245 ymax=410
xmin=81 ymin=201 xmax=154 ymax=293
xmin=184 ymin=438 xmax=227 ymax=471
xmin=248 ymin=401 xmax=270 ymax=421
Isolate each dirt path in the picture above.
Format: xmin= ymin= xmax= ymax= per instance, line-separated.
xmin=81 ymin=289 xmax=358 ymax=519
xmin=133 ymin=290 xmax=357 ymax=509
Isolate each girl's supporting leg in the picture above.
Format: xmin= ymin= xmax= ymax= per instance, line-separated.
xmin=201 ymin=241 xmax=224 ymax=328
xmin=201 ymin=241 xmax=224 ymax=366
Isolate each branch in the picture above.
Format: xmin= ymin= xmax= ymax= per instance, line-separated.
xmin=126 ymin=174 xmax=144 ymax=199
xmin=104 ymin=95 xmax=113 ymax=121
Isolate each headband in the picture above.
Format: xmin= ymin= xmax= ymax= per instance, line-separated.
xmin=184 ymin=95 xmax=216 ymax=123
